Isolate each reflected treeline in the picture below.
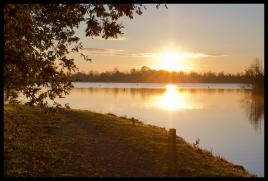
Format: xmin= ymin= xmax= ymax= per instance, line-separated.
xmin=240 ymin=90 xmax=264 ymax=132
xmin=73 ymin=88 xmax=165 ymax=101
xmin=73 ymin=87 xmax=245 ymax=101
xmin=178 ymin=88 xmax=243 ymax=95
xmin=72 ymin=87 xmax=264 ymax=132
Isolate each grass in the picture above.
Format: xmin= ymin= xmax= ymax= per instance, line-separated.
xmin=4 ymin=104 xmax=255 ymax=177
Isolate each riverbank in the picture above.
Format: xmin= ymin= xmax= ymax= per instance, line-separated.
xmin=4 ymin=104 xmax=254 ymax=177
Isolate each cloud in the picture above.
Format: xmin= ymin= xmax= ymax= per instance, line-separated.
xmin=82 ymin=48 xmax=125 ymax=56
xmin=82 ymin=48 xmax=144 ymax=57
xmin=92 ymin=36 xmax=127 ymax=41
xmin=167 ymin=52 xmax=228 ymax=58
xmin=83 ymin=48 xmax=124 ymax=53
xmin=82 ymin=48 xmax=227 ymax=58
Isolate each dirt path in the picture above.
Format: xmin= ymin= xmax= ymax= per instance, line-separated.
xmin=54 ymin=111 xmax=153 ymax=177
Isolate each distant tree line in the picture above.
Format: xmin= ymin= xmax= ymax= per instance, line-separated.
xmin=70 ymin=59 xmax=264 ymax=86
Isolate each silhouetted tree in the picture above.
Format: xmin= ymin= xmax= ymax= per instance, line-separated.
xmin=4 ymin=4 xmax=158 ymax=108
xmin=244 ymin=57 xmax=264 ymax=92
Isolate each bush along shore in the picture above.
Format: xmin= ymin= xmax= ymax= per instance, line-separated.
xmin=4 ymin=104 xmax=254 ymax=177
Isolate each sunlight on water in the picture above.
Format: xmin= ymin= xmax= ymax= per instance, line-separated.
xmin=148 ymin=84 xmax=203 ymax=111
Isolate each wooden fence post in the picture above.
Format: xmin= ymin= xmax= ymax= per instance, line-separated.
xmin=168 ymin=128 xmax=177 ymax=175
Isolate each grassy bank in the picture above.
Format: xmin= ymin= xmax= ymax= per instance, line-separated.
xmin=4 ymin=104 xmax=254 ymax=177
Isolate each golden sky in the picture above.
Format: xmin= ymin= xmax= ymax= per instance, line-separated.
xmin=71 ymin=4 xmax=264 ymax=73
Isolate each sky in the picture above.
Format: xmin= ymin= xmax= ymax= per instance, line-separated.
xmin=71 ymin=4 xmax=264 ymax=74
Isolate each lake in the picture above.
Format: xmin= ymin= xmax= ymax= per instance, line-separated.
xmin=57 ymin=82 xmax=264 ymax=176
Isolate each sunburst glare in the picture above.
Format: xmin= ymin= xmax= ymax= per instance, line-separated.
xmin=157 ymin=52 xmax=184 ymax=72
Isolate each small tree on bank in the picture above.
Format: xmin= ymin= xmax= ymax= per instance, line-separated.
xmin=244 ymin=58 xmax=264 ymax=91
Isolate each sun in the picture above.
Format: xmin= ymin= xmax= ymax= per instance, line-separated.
xmin=157 ymin=52 xmax=184 ymax=72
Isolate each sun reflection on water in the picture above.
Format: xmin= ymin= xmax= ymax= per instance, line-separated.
xmin=152 ymin=84 xmax=202 ymax=111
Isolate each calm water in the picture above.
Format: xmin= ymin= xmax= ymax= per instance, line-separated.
xmin=57 ymin=82 xmax=264 ymax=176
